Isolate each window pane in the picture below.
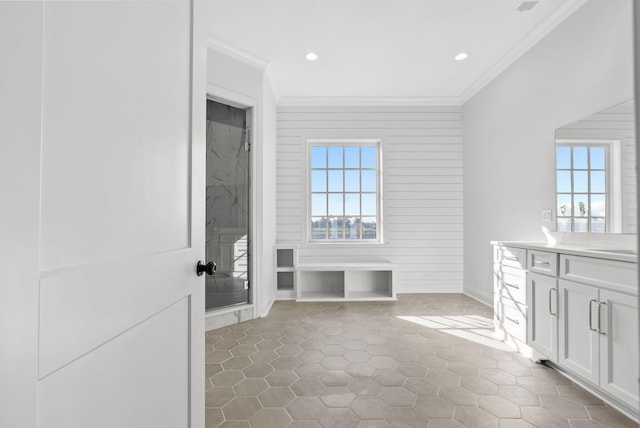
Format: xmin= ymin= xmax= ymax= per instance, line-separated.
xmin=311 ymin=146 xmax=326 ymax=168
xmin=557 ymin=217 xmax=571 ymax=232
xmin=328 ymin=194 xmax=343 ymax=216
xmin=345 ymin=146 xmax=360 ymax=168
xmin=556 ymin=171 xmax=571 ymax=193
xmin=573 ymin=147 xmax=588 ymax=169
xmin=590 ymin=147 xmax=605 ymax=169
xmin=556 ymin=146 xmax=571 ymax=169
xmin=345 ymin=217 xmax=360 ymax=239
xmin=362 ymin=194 xmax=376 ymax=216
xmin=591 ymin=194 xmax=606 ymax=217
xmin=311 ymin=217 xmax=327 ymax=239
xmin=345 ymin=193 xmax=360 ymax=216
xmin=573 ymin=171 xmax=588 ymax=193
xmin=361 ymin=217 xmax=377 ymax=239
xmin=345 ymin=170 xmax=360 ymax=192
xmin=361 ymin=170 xmax=377 ymax=192
xmin=573 ymin=194 xmax=589 ymax=217
xmin=574 ymin=218 xmax=588 ymax=232
xmin=362 ymin=146 xmax=377 ymax=168
xmin=328 ymin=217 xmax=344 ymax=239
xmin=591 ymin=217 xmax=606 ymax=233
xmin=557 ymin=194 xmax=572 ymax=217
xmin=328 ymin=146 xmax=343 ymax=168
xmin=312 ymin=194 xmax=327 ymax=216
xmin=311 ymin=170 xmax=326 ymax=192
xmin=591 ymin=171 xmax=605 ymax=193
xmin=328 ymin=170 xmax=343 ymax=192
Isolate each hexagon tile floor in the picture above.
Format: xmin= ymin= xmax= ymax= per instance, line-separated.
xmin=205 ymin=294 xmax=638 ymax=428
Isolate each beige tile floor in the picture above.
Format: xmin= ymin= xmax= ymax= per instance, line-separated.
xmin=205 ymin=294 xmax=638 ymax=428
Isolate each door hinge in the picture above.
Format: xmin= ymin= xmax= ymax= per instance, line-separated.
xmin=244 ymin=129 xmax=251 ymax=151
xmin=244 ymin=280 xmax=250 ymax=290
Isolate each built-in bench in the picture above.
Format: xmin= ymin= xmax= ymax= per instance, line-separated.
xmin=296 ymin=262 xmax=396 ymax=301
xmin=274 ymin=245 xmax=395 ymax=302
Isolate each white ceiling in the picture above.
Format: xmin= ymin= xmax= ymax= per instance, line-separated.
xmin=205 ymin=0 xmax=588 ymax=104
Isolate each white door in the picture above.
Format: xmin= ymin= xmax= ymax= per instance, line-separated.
xmin=558 ymin=279 xmax=599 ymax=384
xmin=527 ymin=273 xmax=558 ymax=361
xmin=0 ymin=2 xmax=205 ymax=427
xmin=598 ymin=289 xmax=639 ymax=409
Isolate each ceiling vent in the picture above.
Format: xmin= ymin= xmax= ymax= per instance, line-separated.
xmin=516 ymin=1 xmax=539 ymax=12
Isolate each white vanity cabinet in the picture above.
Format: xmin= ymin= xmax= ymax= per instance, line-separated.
xmin=493 ymin=246 xmax=528 ymax=345
xmin=527 ymin=271 xmax=558 ymax=362
xmin=493 ymin=243 xmax=639 ymax=419
xmin=558 ymin=255 xmax=639 ymax=411
xmin=527 ymin=250 xmax=559 ymax=362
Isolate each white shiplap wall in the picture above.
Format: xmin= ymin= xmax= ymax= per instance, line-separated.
xmin=276 ymin=106 xmax=463 ymax=293
xmin=555 ymin=99 xmax=636 ymax=234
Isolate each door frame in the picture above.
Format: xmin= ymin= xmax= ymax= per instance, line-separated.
xmin=206 ymin=83 xmax=258 ymax=320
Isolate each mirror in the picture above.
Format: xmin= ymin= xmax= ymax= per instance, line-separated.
xmin=555 ymin=99 xmax=636 ymax=234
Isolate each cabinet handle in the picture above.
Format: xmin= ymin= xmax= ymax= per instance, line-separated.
xmin=504 ymin=256 xmax=519 ymax=261
xmin=597 ymin=302 xmax=606 ymax=335
xmin=534 ymin=260 xmax=550 ymax=266
xmin=588 ymin=299 xmax=598 ymax=332
xmin=504 ymin=282 xmax=520 ymax=290
xmin=505 ymin=315 xmax=520 ymax=325
xmin=548 ymin=288 xmax=557 ymax=316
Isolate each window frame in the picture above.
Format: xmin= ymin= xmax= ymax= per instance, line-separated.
xmin=555 ymin=139 xmax=621 ymax=233
xmin=306 ymin=139 xmax=383 ymax=243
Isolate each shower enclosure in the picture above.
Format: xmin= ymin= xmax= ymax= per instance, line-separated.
xmin=205 ymin=99 xmax=250 ymax=311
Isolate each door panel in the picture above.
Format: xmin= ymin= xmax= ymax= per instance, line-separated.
xmin=40 ymin=1 xmax=191 ymax=271
xmin=527 ymin=273 xmax=558 ymax=361
xmin=558 ymin=279 xmax=599 ymax=384
xmin=38 ymin=299 xmax=189 ymax=428
xmin=599 ymin=289 xmax=639 ymax=408
xmin=39 ymin=249 xmax=194 ymax=377
xmin=36 ymin=2 xmax=203 ymax=426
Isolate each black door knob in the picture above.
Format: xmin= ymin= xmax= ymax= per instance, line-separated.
xmin=196 ymin=261 xmax=216 ymax=276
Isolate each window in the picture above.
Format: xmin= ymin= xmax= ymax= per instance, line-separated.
xmin=309 ymin=141 xmax=380 ymax=241
xmin=556 ymin=142 xmax=616 ymax=233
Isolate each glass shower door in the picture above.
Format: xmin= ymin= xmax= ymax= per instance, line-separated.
xmin=205 ymin=100 xmax=250 ymax=311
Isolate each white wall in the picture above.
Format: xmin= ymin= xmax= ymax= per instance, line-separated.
xmin=463 ymin=0 xmax=634 ymax=304
xmin=276 ymin=105 xmax=464 ymax=293
xmin=206 ymin=47 xmax=278 ymax=317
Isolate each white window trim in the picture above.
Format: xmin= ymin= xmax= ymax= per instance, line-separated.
xmin=556 ymin=139 xmax=622 ymax=233
xmin=306 ymin=139 xmax=384 ymax=243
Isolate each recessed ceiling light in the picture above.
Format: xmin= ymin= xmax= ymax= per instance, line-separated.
xmin=454 ymin=52 xmax=469 ymax=61
xmin=306 ymin=52 xmax=318 ymax=61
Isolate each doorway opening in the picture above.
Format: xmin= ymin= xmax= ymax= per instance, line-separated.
xmin=205 ymin=99 xmax=251 ymax=311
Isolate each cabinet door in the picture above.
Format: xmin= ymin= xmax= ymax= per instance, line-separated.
xmin=598 ymin=289 xmax=639 ymax=409
xmin=527 ymin=273 xmax=558 ymax=361
xmin=558 ymin=280 xmax=599 ymax=384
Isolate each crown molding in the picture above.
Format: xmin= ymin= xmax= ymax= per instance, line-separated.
xmin=206 ymin=37 xmax=270 ymax=71
xmin=458 ymin=0 xmax=589 ymax=104
xmin=277 ymin=96 xmax=463 ymax=107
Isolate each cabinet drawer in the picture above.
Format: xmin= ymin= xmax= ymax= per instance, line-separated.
xmin=560 ymin=255 xmax=637 ymax=295
xmin=494 ymin=246 xmax=526 ymax=269
xmin=528 ymin=250 xmax=558 ymax=276
xmin=495 ymin=297 xmax=527 ymax=343
xmin=494 ymin=265 xmax=526 ymax=305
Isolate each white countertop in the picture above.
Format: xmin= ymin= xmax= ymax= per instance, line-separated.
xmin=491 ymin=241 xmax=638 ymax=263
